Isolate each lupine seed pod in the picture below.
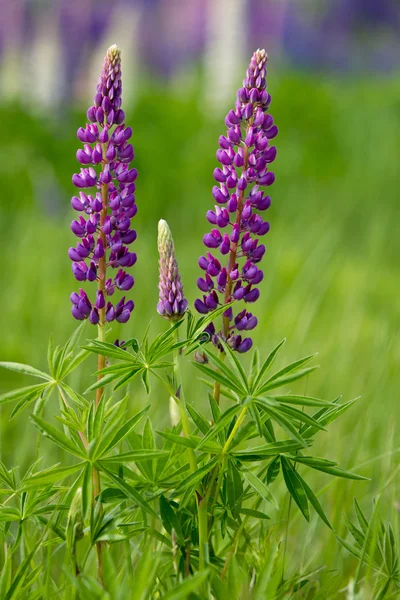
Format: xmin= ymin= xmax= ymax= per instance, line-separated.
xmin=69 ymin=45 xmax=137 ymax=325
xmin=157 ymin=219 xmax=188 ymax=321
xmin=195 ymin=49 xmax=277 ymax=352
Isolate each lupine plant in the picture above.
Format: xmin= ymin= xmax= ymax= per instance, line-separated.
xmin=0 ymin=46 xmax=379 ymax=599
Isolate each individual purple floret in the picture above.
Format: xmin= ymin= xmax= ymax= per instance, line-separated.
xmin=195 ymin=49 xmax=277 ymax=352
xmin=69 ymin=45 xmax=137 ymax=326
xmin=157 ymin=219 xmax=188 ymax=321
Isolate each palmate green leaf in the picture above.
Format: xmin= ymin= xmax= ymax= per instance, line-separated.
xmin=99 ymin=467 xmax=157 ymax=518
xmin=232 ymin=439 xmax=306 ymax=461
xmin=241 ymin=465 xmax=278 ymax=508
xmin=0 ymin=383 xmax=50 ymax=406
xmin=255 ymin=403 xmax=307 ymax=447
xmin=252 ymin=338 xmax=286 ymax=391
xmin=18 ymin=463 xmax=85 ymax=491
xmin=30 ymin=415 xmax=87 ymax=459
xmin=289 ymin=455 xmax=368 ymax=480
xmin=281 ymin=457 xmax=309 ymax=521
xmin=196 ymin=404 xmax=243 ymax=450
xmin=0 ymin=362 xmax=52 ymax=381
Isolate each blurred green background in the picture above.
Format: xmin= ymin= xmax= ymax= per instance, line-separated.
xmin=0 ymin=0 xmax=399 ymax=591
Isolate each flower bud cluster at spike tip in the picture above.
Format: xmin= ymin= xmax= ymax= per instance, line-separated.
xmin=69 ymin=45 xmax=137 ymax=325
xmin=157 ymin=220 xmax=188 ymax=321
xmin=195 ymin=49 xmax=277 ymax=353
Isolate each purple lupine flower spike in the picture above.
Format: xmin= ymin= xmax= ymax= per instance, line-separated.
xmin=195 ymin=49 xmax=277 ymax=353
xmin=157 ymin=220 xmax=188 ymax=321
xmin=69 ymin=45 xmax=137 ymax=326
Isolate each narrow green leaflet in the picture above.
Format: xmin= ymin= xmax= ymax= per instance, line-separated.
xmin=0 ymin=383 xmax=50 ymax=406
xmin=159 ymin=495 xmax=183 ymax=541
xmin=196 ymin=404 xmax=243 ymax=450
xmin=30 ymin=415 xmax=87 ymax=459
xmin=18 ymin=463 xmax=85 ymax=491
xmin=100 ymin=468 xmax=157 ymax=518
xmin=219 ymin=340 xmax=249 ymax=391
xmin=186 ymin=403 xmax=211 ymax=434
xmin=281 ymin=457 xmax=309 ymax=521
xmin=4 ymin=548 xmax=38 ymax=600
xmin=194 ymin=362 xmax=245 ymax=397
xmin=95 ymin=405 xmax=150 ymax=459
xmin=83 ymin=340 xmax=136 ymax=362
xmin=265 ymin=456 xmax=281 ymax=485
xmin=240 ymin=508 xmax=270 ymax=520
xmin=98 ymin=450 xmax=169 ymax=464
xmin=241 ymin=465 xmax=278 ymax=508
xmin=257 ymin=366 xmax=319 ymax=395
xmin=175 ymin=457 xmax=219 ymax=494
xmin=158 ymin=431 xmax=221 ymax=453
xmin=298 ymin=475 xmax=332 ymax=529
xmin=0 ymin=362 xmax=52 ymax=380
xmin=270 ymin=395 xmax=334 ymax=407
xmin=162 ymin=571 xmax=210 ymax=600
xmin=252 ymin=338 xmax=286 ymax=390
xmin=255 ymin=402 xmax=307 ymax=447
xmin=300 ymin=397 xmax=359 ymax=438
xmin=289 ymin=455 xmax=368 ymax=480
xmin=232 ymin=439 xmax=305 ymax=461
xmin=0 ymin=507 xmax=21 ymax=522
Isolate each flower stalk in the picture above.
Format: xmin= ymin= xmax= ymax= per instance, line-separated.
xmin=68 ymin=43 xmax=138 ymax=586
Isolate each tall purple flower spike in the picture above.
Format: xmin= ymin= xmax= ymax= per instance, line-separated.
xmin=195 ymin=49 xmax=277 ymax=353
xmin=157 ymin=220 xmax=188 ymax=321
xmin=69 ymin=45 xmax=137 ymax=326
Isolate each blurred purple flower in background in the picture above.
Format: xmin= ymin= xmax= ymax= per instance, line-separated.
xmin=1 ymin=0 xmax=399 ymax=113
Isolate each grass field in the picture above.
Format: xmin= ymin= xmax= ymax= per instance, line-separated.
xmin=0 ymin=70 xmax=399 ymax=596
